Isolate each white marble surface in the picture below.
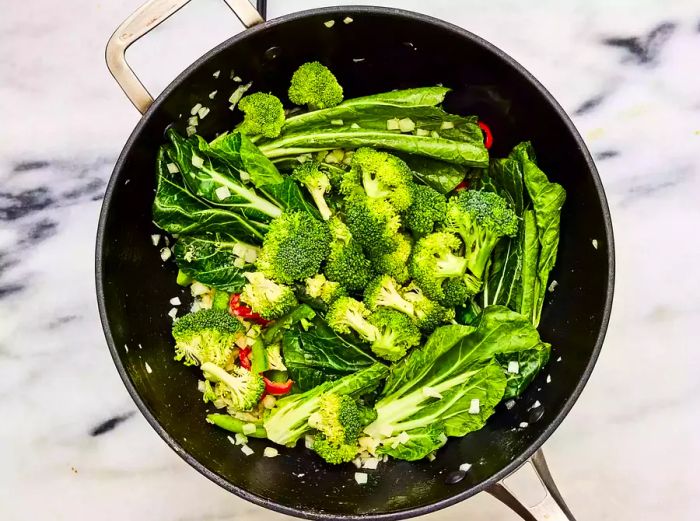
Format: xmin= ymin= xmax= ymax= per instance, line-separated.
xmin=1 ymin=0 xmax=699 ymax=519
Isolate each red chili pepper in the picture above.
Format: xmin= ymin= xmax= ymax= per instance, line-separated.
xmin=455 ymin=180 xmax=470 ymax=191
xmin=478 ymin=121 xmax=493 ymax=149
xmin=239 ymin=347 xmax=252 ymax=370
xmin=229 ymin=294 xmax=269 ymax=325
xmin=263 ymin=376 xmax=293 ymax=396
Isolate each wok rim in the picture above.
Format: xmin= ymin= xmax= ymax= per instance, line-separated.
xmin=96 ymin=5 xmax=615 ymax=520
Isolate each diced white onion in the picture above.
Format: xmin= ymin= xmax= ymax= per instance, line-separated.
xmin=233 ymin=76 xmax=242 ymax=83
xmin=215 ymin=186 xmax=231 ymax=201
xmin=505 ymin=399 xmax=516 ymax=410
xmin=229 ymin=82 xmax=253 ymax=108
xmin=530 ymin=400 xmax=541 ymax=409
xmin=324 ymin=20 xmax=335 ymax=28
xmin=163 ymin=235 xmax=170 ymax=247
xmin=427 ymin=453 xmax=436 ymax=462
xmin=304 ymin=434 xmax=315 ymax=449
xmin=592 ymin=239 xmax=599 ymax=249
xmin=151 ymin=234 xmax=161 ymax=246
xmin=399 ymin=118 xmax=415 ymax=133
xmin=188 ymin=116 xmax=199 ymax=126
xmin=548 ymin=280 xmax=559 ymax=292
xmin=124 ymin=344 xmax=129 ymax=353
xmin=507 ymin=361 xmax=520 ymax=374
xmin=240 ymin=444 xmax=254 ymax=456
xmin=262 ymin=395 xmax=276 ymax=409
xmin=190 ymin=103 xmax=202 ymax=116
xmin=169 ymin=297 xmax=181 ymax=306
xmin=440 ymin=121 xmax=455 ymax=130
xmin=242 ymin=423 xmax=256 ymax=435
xmin=263 ymin=447 xmax=279 ymax=458
xmin=363 ymin=458 xmax=379 ymax=470
xmin=468 ymin=398 xmax=480 ymax=414
xmin=422 ymin=387 xmax=443 ymax=399
xmin=233 ymin=257 xmax=247 ymax=268
xmin=138 ymin=343 xmax=143 ymax=349
xmin=438 ymin=433 xmax=447 ymax=444
xmin=352 ymin=457 xmax=362 ymax=469
xmin=519 ymin=422 xmax=529 ymax=428
xmin=416 ymin=129 xmax=430 ymax=137
xmin=353 ymin=58 xmax=365 ymax=62
xmin=397 ymin=431 xmax=409 ymax=444
xmin=186 ymin=125 xmax=197 ymax=136
xmin=213 ymin=70 xmax=221 ymax=78
xmin=354 ymin=472 xmax=368 ymax=485
xmin=331 ymin=119 xmax=344 ymax=126
xmin=239 ymin=171 xmax=251 ymax=183
xmin=557 ymin=356 xmax=562 ymax=362
xmin=351 ymin=123 xmax=361 ymax=129
xmin=197 ymin=106 xmax=210 ymax=119
xmin=235 ymin=433 xmax=248 ymax=445
xmin=227 ymin=435 xmax=236 ymax=446
xmin=209 ymin=90 xmax=218 ymax=99
xmin=386 ymin=118 xmax=401 ymax=131
xmin=191 ymin=282 xmax=210 ymax=296
xmin=167 ymin=307 xmax=178 ymax=319
xmin=166 ymin=163 xmax=179 ymax=174
xmin=160 ymin=247 xmax=172 ymax=261
xmin=191 ymin=154 xmax=204 ymax=168
xmin=379 ymin=426 xmax=394 ymax=438
xmin=343 ymin=16 xmax=354 ymax=24
xmin=546 ymin=374 xmax=552 ymax=384
xmin=145 ymin=362 xmax=153 ymax=374
xmin=459 ymin=463 xmax=472 ymax=472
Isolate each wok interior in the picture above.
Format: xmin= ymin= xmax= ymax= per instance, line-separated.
xmin=99 ymin=8 xmax=611 ymax=518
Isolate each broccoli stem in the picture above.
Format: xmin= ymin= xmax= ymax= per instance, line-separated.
xmin=436 ymin=253 xmax=468 ymax=278
xmin=347 ymin=312 xmax=379 ymax=342
xmin=207 ymin=414 xmax=267 ymax=438
xmin=310 ymin=190 xmax=333 ymax=221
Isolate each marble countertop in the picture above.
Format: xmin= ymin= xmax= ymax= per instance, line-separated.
xmin=1 ymin=0 xmax=698 ymax=519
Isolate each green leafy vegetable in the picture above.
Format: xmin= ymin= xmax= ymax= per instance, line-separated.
xmin=403 ymin=155 xmax=467 ymax=194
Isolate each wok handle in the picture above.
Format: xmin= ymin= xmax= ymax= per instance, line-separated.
xmin=105 ymin=0 xmax=264 ymax=114
xmin=487 ymin=449 xmax=577 ymax=521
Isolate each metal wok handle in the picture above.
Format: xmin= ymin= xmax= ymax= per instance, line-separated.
xmin=488 ymin=449 xmax=577 ymax=521
xmin=106 ymin=0 xmax=264 ymax=114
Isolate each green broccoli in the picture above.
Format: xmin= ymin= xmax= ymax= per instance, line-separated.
xmin=241 ymin=272 xmax=298 ymax=319
xmin=256 ymin=212 xmax=331 ymax=284
xmin=237 ymin=92 xmax=286 ymax=138
xmin=341 ymin=148 xmax=414 ymax=213
xmin=405 ymin=184 xmax=447 ymax=236
xmin=343 ymin=193 xmax=401 ymax=257
xmin=373 ymin=233 xmax=412 ymax=283
xmin=323 ymin=217 xmax=374 ymax=291
xmin=326 ymin=296 xmax=379 ymax=342
xmin=363 ymin=275 xmax=413 ymax=316
xmin=201 ymin=363 xmax=266 ymax=412
xmin=292 ymin=162 xmax=333 ymax=220
xmin=305 ymin=273 xmax=347 ymax=306
xmin=312 ymin=436 xmax=359 ymax=464
xmin=172 ymin=309 xmax=243 ymax=367
xmin=288 ymin=61 xmax=344 ymax=110
xmin=368 ymin=308 xmax=421 ymax=362
xmin=402 ymin=283 xmax=455 ymax=331
xmin=444 ymin=190 xmax=518 ymax=279
xmin=409 ymin=232 xmax=480 ymax=305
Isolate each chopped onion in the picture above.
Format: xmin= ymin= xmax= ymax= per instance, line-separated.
xmin=440 ymin=121 xmax=455 ymax=130
xmin=592 ymin=239 xmax=599 ymax=249
xmin=239 ymin=171 xmax=251 ymax=183
xmin=208 ymin=90 xmax=218 ymax=99
xmin=242 ymin=424 xmax=257 ymax=436
xmin=233 ymin=76 xmax=243 ymax=83
xmin=331 ymin=119 xmax=344 ymax=126
xmin=416 ymin=129 xmax=430 ymax=137
xmin=145 ymin=362 xmax=153 ymax=374
xmin=215 ymin=186 xmax=231 ymax=200
xmin=343 ymin=16 xmax=354 ymax=24
xmin=363 ymin=458 xmax=379 ymax=470
xmin=505 ymin=399 xmax=516 ymax=410
xmin=212 ymin=70 xmax=221 ymax=78
xmin=353 ymin=57 xmax=365 ymax=62
xmin=468 ymin=398 xmax=480 ymax=414
xmin=188 ymin=115 xmax=199 ymax=126
xmin=379 ymin=425 xmax=394 ymax=438
xmin=352 ymin=457 xmax=362 ymax=469
xmin=169 ymin=297 xmax=181 ymax=306
xmin=507 ymin=361 xmax=520 ymax=374
xmin=166 ymin=163 xmax=179 ymax=174
xmin=185 ymin=125 xmax=197 ymax=136
xmin=160 ymin=247 xmax=172 ymax=261
xmin=351 ymin=123 xmax=361 ymax=129
xmin=386 ymin=118 xmax=401 ymax=131
xmin=427 ymin=453 xmax=436 ymax=462
xmin=190 ymin=103 xmax=202 ymax=116
xmin=167 ymin=307 xmax=178 ymax=319
xmin=263 ymin=447 xmax=279 ymax=458
xmin=304 ymin=434 xmax=315 ymax=449
xmin=151 ymin=234 xmax=161 ymax=246
xmin=548 ymin=280 xmax=559 ymax=293
xmin=124 ymin=344 xmax=129 ymax=353
xmin=396 ymin=431 xmax=409 ymax=444
xmin=240 ymin=444 xmax=254 ymax=456
xmin=546 ymin=374 xmax=552 ymax=384
xmin=324 ymin=20 xmax=335 ymax=28
xmin=530 ymin=400 xmax=541 ymax=409
xmin=233 ymin=257 xmax=247 ymax=268
xmin=399 ymin=118 xmax=416 ymax=133
xmin=422 ymin=386 xmax=443 ymax=399
xmin=459 ymin=463 xmax=472 ymax=472
xmin=235 ymin=433 xmax=248 ymax=445
xmin=191 ymin=282 xmax=210 ymax=296
xmin=228 ymin=82 xmax=253 ymax=108
xmin=197 ymin=106 xmax=210 ymax=119
xmin=262 ymin=395 xmax=276 ymax=409
xmin=227 ymin=435 xmax=236 ymax=446
xmin=191 ymin=155 xmax=204 ymax=168
xmin=519 ymin=422 xmax=529 ymax=428
xmin=354 ymin=472 xmax=368 ymax=485
xmin=557 ymin=356 xmax=562 ymax=362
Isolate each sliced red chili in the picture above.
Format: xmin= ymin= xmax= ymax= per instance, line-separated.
xmin=455 ymin=180 xmax=470 ymax=192
xmin=239 ymin=347 xmax=252 ymax=370
xmin=478 ymin=121 xmax=493 ymax=149
xmin=263 ymin=376 xmax=293 ymax=396
xmin=229 ymin=294 xmax=269 ymax=326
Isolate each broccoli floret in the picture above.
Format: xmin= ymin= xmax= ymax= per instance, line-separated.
xmin=305 ymin=273 xmax=347 ymax=305
xmin=409 ymin=232 xmax=480 ymax=305
xmin=292 ymin=162 xmax=333 ymax=220
xmin=201 ymin=363 xmax=266 ymax=412
xmin=323 ymin=217 xmax=374 ymax=291
xmin=237 ymin=92 xmax=286 ymax=138
xmin=364 ymin=275 xmax=413 ymax=316
xmin=343 ymin=193 xmax=401 ymax=257
xmin=342 ymin=148 xmax=414 ymax=212
xmin=405 ymin=184 xmax=447 ymax=236
xmin=444 ymin=190 xmax=518 ymax=279
xmin=241 ymin=272 xmax=298 ymax=319
xmin=368 ymin=308 xmax=421 ymax=362
xmin=309 ymin=394 xmax=364 ymax=445
xmin=402 ymin=283 xmax=455 ymax=331
xmin=373 ymin=233 xmax=412 ymax=284
xmin=326 ymin=297 xmax=379 ymax=342
xmin=172 ymin=309 xmax=243 ymax=367
xmin=288 ymin=61 xmax=344 ymax=110
xmin=256 ymin=212 xmax=331 ymax=284
xmin=312 ymin=436 xmax=359 ymax=464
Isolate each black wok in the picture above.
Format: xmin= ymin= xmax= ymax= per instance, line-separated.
xmin=97 ymin=2 xmax=614 ymax=519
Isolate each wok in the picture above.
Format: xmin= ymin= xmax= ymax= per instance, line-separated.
xmin=97 ymin=1 xmax=614 ymax=519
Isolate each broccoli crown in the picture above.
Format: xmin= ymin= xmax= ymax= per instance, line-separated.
xmin=312 ymin=435 xmax=359 ymax=464
xmin=305 ymin=274 xmax=347 ymax=305
xmin=368 ymin=308 xmax=421 ymax=362
xmin=288 ymin=61 xmax=344 ymax=110
xmin=409 ymin=232 xmax=470 ymax=303
xmin=402 ymin=283 xmax=455 ymax=331
xmin=343 ymin=193 xmax=401 ymax=257
xmin=444 ymin=190 xmax=518 ymax=279
xmin=201 ymin=363 xmax=266 ymax=412
xmin=326 ymin=297 xmax=379 ymax=342
xmin=238 ymin=92 xmax=286 ymax=138
xmin=341 ymin=148 xmax=414 ymax=212
xmin=256 ymin=212 xmax=331 ymax=284
xmin=324 ymin=237 xmax=374 ymax=292
xmin=172 ymin=309 xmax=243 ymax=367
xmin=405 ymin=184 xmax=447 ymax=236
xmin=309 ymin=393 xmax=364 ymax=444
xmin=364 ymin=275 xmax=414 ymax=316
xmin=241 ymin=272 xmax=298 ymax=319
xmin=292 ymin=162 xmax=333 ymax=221
xmin=373 ymin=233 xmax=412 ymax=284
